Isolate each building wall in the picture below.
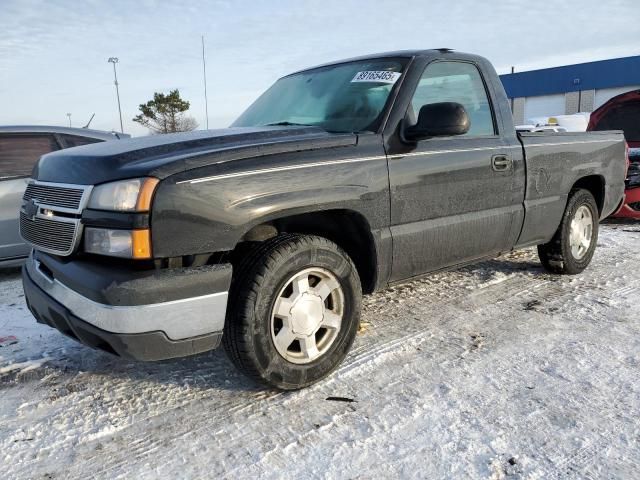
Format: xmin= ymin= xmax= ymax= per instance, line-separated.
xmin=511 ymin=85 xmax=640 ymax=124
xmin=501 ymin=55 xmax=640 ymax=99
xmin=501 ymin=55 xmax=640 ymax=125
xmin=579 ymin=89 xmax=595 ymax=112
xmin=565 ymin=91 xmax=580 ymax=115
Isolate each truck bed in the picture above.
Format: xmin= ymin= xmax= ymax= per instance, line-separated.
xmin=515 ymin=130 xmax=627 ymax=248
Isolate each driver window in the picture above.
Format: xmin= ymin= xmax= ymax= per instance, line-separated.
xmin=410 ymin=61 xmax=495 ymax=136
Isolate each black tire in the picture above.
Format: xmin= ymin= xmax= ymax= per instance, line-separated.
xmin=537 ymin=189 xmax=599 ymax=275
xmin=223 ymin=234 xmax=362 ymax=390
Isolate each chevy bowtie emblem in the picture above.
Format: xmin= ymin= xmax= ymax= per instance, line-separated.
xmin=23 ymin=199 xmax=39 ymax=220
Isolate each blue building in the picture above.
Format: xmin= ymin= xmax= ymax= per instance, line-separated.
xmin=499 ymin=55 xmax=640 ymax=125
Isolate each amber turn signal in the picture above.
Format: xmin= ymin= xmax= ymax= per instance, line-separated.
xmin=132 ymin=229 xmax=152 ymax=259
xmin=136 ymin=177 xmax=160 ymax=212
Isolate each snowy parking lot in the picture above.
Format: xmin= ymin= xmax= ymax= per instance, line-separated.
xmin=1 ymin=221 xmax=639 ymax=479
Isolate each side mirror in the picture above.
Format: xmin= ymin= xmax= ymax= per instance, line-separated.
xmin=404 ymin=102 xmax=470 ymax=141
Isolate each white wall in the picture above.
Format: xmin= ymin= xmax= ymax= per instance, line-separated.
xmin=594 ymin=86 xmax=640 ymax=109
xmin=524 ymin=94 xmax=565 ymax=121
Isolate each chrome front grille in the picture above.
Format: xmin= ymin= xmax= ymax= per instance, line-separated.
xmin=20 ymin=213 xmax=77 ymax=254
xmin=23 ymin=183 xmax=85 ymax=210
xmin=20 ymin=181 xmax=93 ymax=256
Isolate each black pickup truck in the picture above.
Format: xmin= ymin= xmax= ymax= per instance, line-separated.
xmin=21 ymin=49 xmax=626 ymax=389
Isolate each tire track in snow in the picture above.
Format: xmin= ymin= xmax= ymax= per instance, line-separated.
xmin=33 ymin=257 xmax=542 ymax=478
xmin=68 ymin=243 xmax=632 ymax=479
xmin=40 ymin=269 xmax=538 ymax=478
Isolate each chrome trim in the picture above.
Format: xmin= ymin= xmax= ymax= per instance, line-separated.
xmin=23 ymin=179 xmax=94 ymax=214
xmin=26 ymin=254 xmax=228 ymax=340
xmin=387 ymin=146 xmax=504 ymax=159
xmin=178 ymin=138 xmax=622 ymax=185
xmin=524 ymin=139 xmax=619 ymax=147
xmin=19 ymin=214 xmax=83 ymax=257
xmin=178 ymin=155 xmax=388 ymax=185
xmin=178 ymin=146 xmax=509 ymax=185
xmin=20 ymin=180 xmax=93 ymax=256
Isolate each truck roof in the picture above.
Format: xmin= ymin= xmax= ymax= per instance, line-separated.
xmin=287 ymin=49 xmax=484 ymax=76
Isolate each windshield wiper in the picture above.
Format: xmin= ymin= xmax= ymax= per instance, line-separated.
xmin=263 ymin=122 xmax=352 ymax=134
xmin=264 ymin=121 xmax=313 ymax=127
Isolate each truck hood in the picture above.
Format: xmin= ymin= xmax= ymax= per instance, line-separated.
xmin=33 ymin=126 xmax=357 ymax=185
xmin=587 ymin=89 xmax=640 ymax=148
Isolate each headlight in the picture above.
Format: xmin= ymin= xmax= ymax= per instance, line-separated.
xmin=84 ymin=227 xmax=152 ymax=259
xmin=87 ymin=177 xmax=159 ymax=212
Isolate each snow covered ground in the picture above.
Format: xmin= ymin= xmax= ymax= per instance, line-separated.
xmin=1 ymin=221 xmax=639 ymax=479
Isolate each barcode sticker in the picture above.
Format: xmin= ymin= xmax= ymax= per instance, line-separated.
xmin=351 ymin=71 xmax=401 ymax=84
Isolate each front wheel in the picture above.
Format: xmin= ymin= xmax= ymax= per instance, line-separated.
xmin=537 ymin=188 xmax=599 ymax=275
xmin=223 ymin=234 xmax=362 ymax=390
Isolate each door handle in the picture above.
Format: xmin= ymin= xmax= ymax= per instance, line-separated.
xmin=492 ymin=155 xmax=512 ymax=172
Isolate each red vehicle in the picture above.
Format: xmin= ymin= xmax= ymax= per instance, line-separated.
xmin=588 ymin=89 xmax=640 ymax=219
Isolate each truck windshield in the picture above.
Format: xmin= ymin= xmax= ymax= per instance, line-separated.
xmin=232 ymin=58 xmax=408 ymax=133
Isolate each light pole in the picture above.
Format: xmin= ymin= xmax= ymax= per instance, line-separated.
xmin=108 ymin=57 xmax=124 ymax=133
xmin=66 ymin=113 xmax=72 ymax=127
xmin=202 ymin=35 xmax=209 ymax=129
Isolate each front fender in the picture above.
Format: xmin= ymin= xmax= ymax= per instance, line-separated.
xmin=150 ymin=149 xmax=390 ymax=258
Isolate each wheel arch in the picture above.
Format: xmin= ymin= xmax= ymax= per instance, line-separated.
xmin=571 ymin=174 xmax=605 ymax=215
xmin=237 ymin=209 xmax=379 ymax=294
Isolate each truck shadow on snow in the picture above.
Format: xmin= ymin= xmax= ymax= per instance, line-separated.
xmin=13 ymin=346 xmax=267 ymax=394
xmin=0 ymin=266 xmax=22 ymax=282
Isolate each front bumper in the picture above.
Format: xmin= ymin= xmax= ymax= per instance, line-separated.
xmin=22 ymin=252 xmax=232 ymax=361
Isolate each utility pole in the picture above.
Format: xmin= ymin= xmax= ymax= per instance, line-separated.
xmin=201 ymin=36 xmax=209 ymax=129
xmin=66 ymin=113 xmax=72 ymax=127
xmin=510 ymin=66 xmax=515 ymax=113
xmin=108 ymin=57 xmax=124 ymax=133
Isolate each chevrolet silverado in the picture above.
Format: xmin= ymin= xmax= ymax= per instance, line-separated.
xmin=20 ymin=49 xmax=626 ymax=389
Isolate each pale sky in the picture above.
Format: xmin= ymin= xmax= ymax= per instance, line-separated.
xmin=1 ymin=0 xmax=638 ymax=136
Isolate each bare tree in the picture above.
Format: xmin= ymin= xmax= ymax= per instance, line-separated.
xmin=133 ymin=89 xmax=199 ymax=134
xmin=179 ymin=116 xmax=199 ymax=132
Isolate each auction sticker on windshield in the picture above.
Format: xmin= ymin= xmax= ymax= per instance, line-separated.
xmin=351 ymin=71 xmax=401 ymax=84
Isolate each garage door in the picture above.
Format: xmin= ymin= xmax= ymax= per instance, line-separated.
xmin=594 ymin=86 xmax=640 ymax=109
xmin=524 ymin=94 xmax=565 ymax=122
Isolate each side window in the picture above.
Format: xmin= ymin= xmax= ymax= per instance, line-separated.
xmin=410 ymin=61 xmax=495 ymax=136
xmin=0 ymin=134 xmax=59 ymax=179
xmin=60 ymin=134 xmax=102 ymax=148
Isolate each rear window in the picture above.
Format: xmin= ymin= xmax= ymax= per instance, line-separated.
xmin=0 ymin=134 xmax=59 ymax=179
xmin=60 ymin=134 xmax=103 ymax=148
xmin=591 ymin=102 xmax=640 ymax=142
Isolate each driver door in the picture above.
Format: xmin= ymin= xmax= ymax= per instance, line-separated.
xmin=387 ymin=60 xmax=522 ymax=281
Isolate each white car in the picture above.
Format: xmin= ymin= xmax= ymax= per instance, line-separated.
xmin=0 ymin=126 xmax=129 ymax=267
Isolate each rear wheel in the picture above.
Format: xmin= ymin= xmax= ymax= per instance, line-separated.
xmin=223 ymin=234 xmax=362 ymax=390
xmin=537 ymin=189 xmax=599 ymax=274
